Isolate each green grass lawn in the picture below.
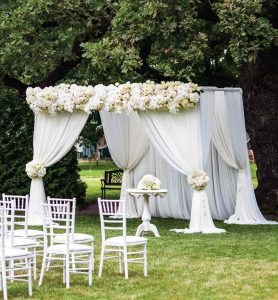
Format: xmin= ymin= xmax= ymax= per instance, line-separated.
xmin=10 ymin=217 xmax=278 ymax=300
xmin=7 ymin=161 xmax=277 ymax=299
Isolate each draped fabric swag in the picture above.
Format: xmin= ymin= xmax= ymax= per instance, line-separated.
xmin=28 ymin=111 xmax=89 ymax=225
xmin=100 ymin=111 xmax=150 ymax=217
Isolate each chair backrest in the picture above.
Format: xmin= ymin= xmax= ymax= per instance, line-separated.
xmin=47 ymin=197 xmax=76 ymax=234
xmin=0 ymin=207 xmax=6 ymax=259
xmin=98 ymin=198 xmax=126 ymax=243
xmin=2 ymin=194 xmax=29 ymax=236
xmin=104 ymin=170 xmax=123 ymax=185
xmin=42 ymin=202 xmax=72 ymax=247
xmin=0 ymin=199 xmax=16 ymax=246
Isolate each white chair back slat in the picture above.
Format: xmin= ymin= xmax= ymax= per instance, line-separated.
xmin=98 ymin=198 xmax=126 ymax=243
xmin=47 ymin=197 xmax=76 ymax=235
xmin=42 ymin=202 xmax=71 ymax=247
xmin=0 ymin=207 xmax=6 ymax=259
xmin=0 ymin=200 xmax=16 ymax=247
xmin=2 ymin=194 xmax=29 ymax=237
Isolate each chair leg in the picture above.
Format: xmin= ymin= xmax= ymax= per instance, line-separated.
xmin=46 ymin=253 xmax=52 ymax=271
xmin=1 ymin=261 xmax=7 ymax=300
xmin=10 ymin=259 xmax=14 ymax=282
xmin=27 ymin=258 xmax=32 ymax=296
xmin=144 ymin=244 xmax=147 ymax=277
xmin=98 ymin=249 xmax=104 ymax=278
xmin=65 ymin=254 xmax=70 ymax=289
xmin=119 ymin=251 xmax=123 ymax=273
xmin=72 ymin=254 xmax=76 ymax=273
xmin=91 ymin=242 xmax=95 ymax=272
xmin=0 ymin=271 xmax=2 ymax=291
xmin=123 ymin=246 xmax=128 ymax=280
xmin=88 ymin=253 xmax=93 ymax=286
xmin=39 ymin=254 xmax=47 ymax=286
xmin=33 ymin=248 xmax=37 ymax=279
xmin=63 ymin=260 xmax=66 ymax=284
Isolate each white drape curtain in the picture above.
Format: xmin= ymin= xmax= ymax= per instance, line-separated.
xmin=131 ymin=143 xmax=192 ymax=219
xmin=131 ymin=140 xmax=238 ymax=220
xmin=28 ymin=111 xmax=89 ymax=225
xmin=139 ymin=101 xmax=225 ymax=233
xmin=212 ymin=91 xmax=275 ymax=224
xmin=100 ymin=111 xmax=149 ymax=217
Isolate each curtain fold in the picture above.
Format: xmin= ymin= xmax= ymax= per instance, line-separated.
xmin=100 ymin=111 xmax=150 ymax=217
xmin=212 ymin=91 xmax=275 ymax=224
xmin=139 ymin=99 xmax=225 ymax=233
xmin=28 ymin=111 xmax=89 ymax=225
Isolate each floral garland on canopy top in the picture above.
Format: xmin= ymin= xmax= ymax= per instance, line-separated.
xmin=26 ymin=81 xmax=201 ymax=114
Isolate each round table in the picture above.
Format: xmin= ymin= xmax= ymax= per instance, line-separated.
xmin=126 ymin=188 xmax=167 ymax=237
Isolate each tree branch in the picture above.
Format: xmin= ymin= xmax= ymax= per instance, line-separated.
xmin=136 ymin=37 xmax=173 ymax=82
xmin=2 ymin=17 xmax=112 ymax=96
xmin=2 ymin=75 xmax=29 ymax=97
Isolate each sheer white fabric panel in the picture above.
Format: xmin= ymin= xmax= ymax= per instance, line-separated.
xmin=206 ymin=144 xmax=237 ymax=220
xmin=138 ymin=109 xmax=200 ymax=175
xmin=212 ymin=91 xmax=275 ymax=224
xmin=131 ymin=143 xmax=239 ymax=221
xmin=200 ymin=90 xmax=215 ymax=168
xmin=100 ymin=111 xmax=149 ymax=217
xmin=131 ymin=144 xmax=192 ymax=219
xmin=139 ymin=107 xmax=225 ymax=233
xmin=29 ymin=111 xmax=89 ymax=225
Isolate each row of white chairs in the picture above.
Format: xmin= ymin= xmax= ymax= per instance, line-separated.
xmin=0 ymin=195 xmax=148 ymax=300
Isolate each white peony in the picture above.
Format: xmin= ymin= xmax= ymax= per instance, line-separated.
xmin=187 ymin=170 xmax=209 ymax=191
xmin=25 ymin=161 xmax=46 ymax=179
xmin=137 ymin=174 xmax=161 ymax=190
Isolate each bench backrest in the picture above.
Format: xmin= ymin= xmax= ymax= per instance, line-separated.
xmin=104 ymin=170 xmax=123 ymax=185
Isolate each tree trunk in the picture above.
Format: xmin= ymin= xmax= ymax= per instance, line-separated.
xmin=239 ymin=45 xmax=278 ymax=212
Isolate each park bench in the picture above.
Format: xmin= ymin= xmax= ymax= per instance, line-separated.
xmin=100 ymin=169 xmax=123 ymax=198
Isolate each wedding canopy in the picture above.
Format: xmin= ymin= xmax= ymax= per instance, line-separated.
xmin=25 ymin=82 xmax=276 ymax=232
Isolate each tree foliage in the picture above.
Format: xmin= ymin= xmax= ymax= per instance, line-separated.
xmin=0 ymin=0 xmax=277 ymax=206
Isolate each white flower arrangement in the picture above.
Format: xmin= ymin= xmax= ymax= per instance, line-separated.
xmin=26 ymin=81 xmax=201 ymax=115
xmin=187 ymin=170 xmax=209 ymax=191
xmin=25 ymin=161 xmax=46 ymax=179
xmin=137 ymin=174 xmax=161 ymax=190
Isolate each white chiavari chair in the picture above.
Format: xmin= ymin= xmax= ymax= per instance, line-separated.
xmin=46 ymin=197 xmax=94 ymax=271
xmin=2 ymin=195 xmax=41 ymax=279
xmin=98 ymin=198 xmax=147 ymax=279
xmin=0 ymin=207 xmax=33 ymax=300
xmin=39 ymin=202 xmax=93 ymax=288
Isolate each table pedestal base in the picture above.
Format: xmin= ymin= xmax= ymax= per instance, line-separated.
xmin=136 ymin=222 xmax=160 ymax=237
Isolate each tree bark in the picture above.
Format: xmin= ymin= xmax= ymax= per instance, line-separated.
xmin=239 ymin=45 xmax=278 ymax=211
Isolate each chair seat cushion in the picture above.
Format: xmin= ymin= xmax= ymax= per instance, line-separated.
xmin=47 ymin=243 xmax=93 ymax=254
xmin=105 ymin=236 xmax=147 ymax=246
xmin=14 ymin=229 xmax=44 ymax=238
xmin=2 ymin=247 xmax=31 ymax=259
xmin=5 ymin=237 xmax=36 ymax=248
xmin=54 ymin=233 xmax=94 ymax=243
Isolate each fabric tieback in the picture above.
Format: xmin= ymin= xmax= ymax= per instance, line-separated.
xmin=25 ymin=161 xmax=46 ymax=179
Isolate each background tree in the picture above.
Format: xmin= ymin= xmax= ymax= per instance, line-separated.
xmin=0 ymin=0 xmax=277 ymax=209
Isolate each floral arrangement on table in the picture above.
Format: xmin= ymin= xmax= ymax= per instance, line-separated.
xmin=26 ymin=81 xmax=201 ymax=115
xmin=25 ymin=161 xmax=46 ymax=178
xmin=137 ymin=174 xmax=161 ymax=190
xmin=187 ymin=170 xmax=209 ymax=191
